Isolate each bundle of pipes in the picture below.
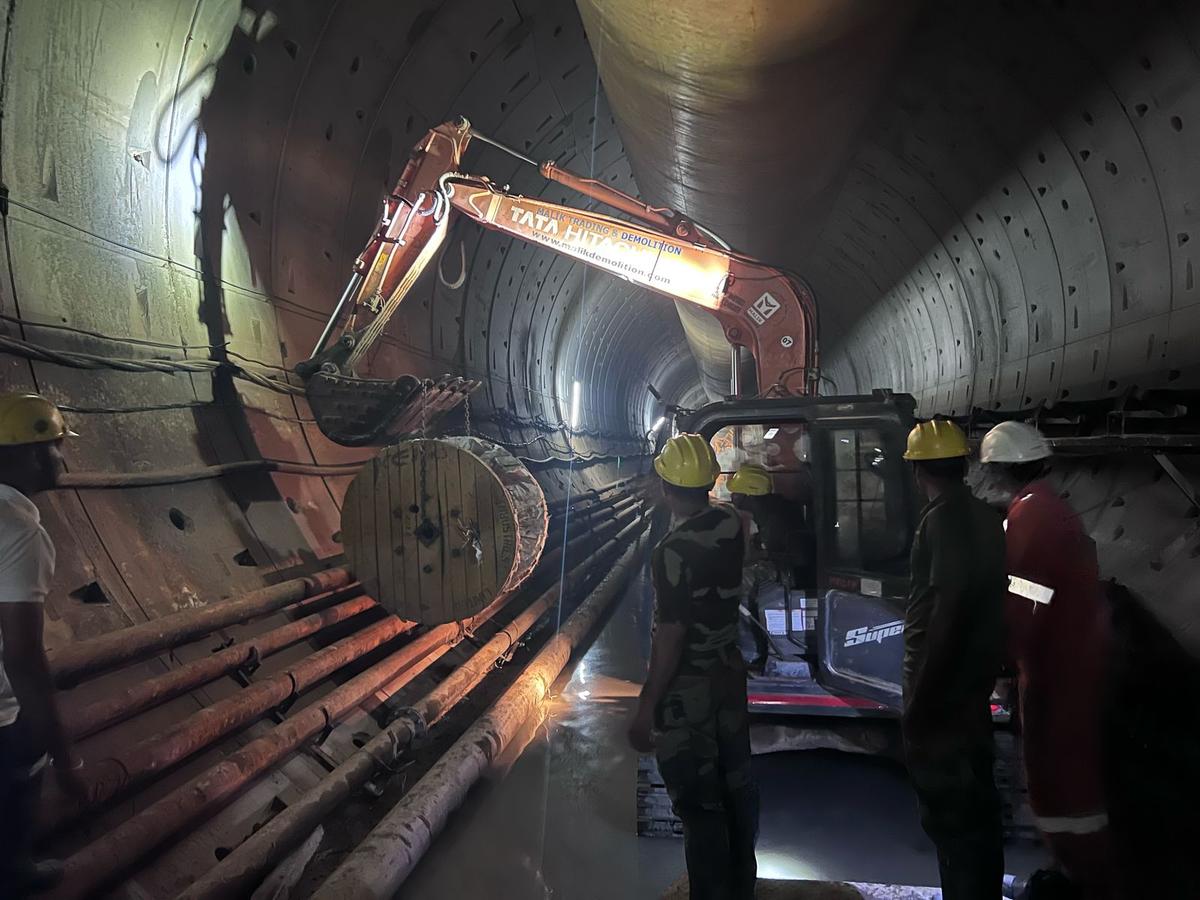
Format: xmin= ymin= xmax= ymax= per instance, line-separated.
xmin=51 ymin=481 xmax=643 ymax=724
xmin=180 ymin=514 xmax=650 ymax=900
xmin=47 ymin=568 xmax=353 ymax=688
xmin=313 ymin=524 xmax=650 ymax=898
xmin=60 ymin=590 xmax=380 ymax=740
xmin=39 ymin=482 xmax=650 ymax=898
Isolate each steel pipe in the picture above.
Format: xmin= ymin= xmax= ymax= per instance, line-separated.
xmin=540 ymin=501 xmax=646 ymax=579
xmin=177 ymin=514 xmax=648 ymax=900
xmin=50 ymin=606 xmax=485 ymax=900
xmin=415 ymin=514 xmax=645 ymax=728
xmin=50 ymin=497 xmax=649 ymax=894
xmin=312 ymin=527 xmax=649 ymax=899
xmin=62 ymin=593 xmax=379 ymax=740
xmin=48 ymin=568 xmax=351 ymax=688
xmin=545 ymin=474 xmax=643 ymax=511
xmin=45 ymin=611 xmax=416 ymax=833
xmin=547 ymin=490 xmax=642 ymax=533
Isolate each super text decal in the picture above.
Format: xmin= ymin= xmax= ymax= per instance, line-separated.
xmin=844 ymin=619 xmax=904 ymax=647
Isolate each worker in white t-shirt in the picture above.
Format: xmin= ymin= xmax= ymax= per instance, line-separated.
xmin=0 ymin=393 xmax=86 ymax=894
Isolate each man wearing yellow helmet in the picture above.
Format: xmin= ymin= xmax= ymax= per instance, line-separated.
xmin=727 ymin=464 xmax=808 ymax=669
xmin=0 ymin=393 xmax=86 ymax=893
xmin=628 ymin=433 xmax=758 ymax=899
xmin=901 ymin=420 xmax=1007 ymax=900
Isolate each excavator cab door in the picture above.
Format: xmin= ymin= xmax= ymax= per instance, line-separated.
xmin=807 ymin=407 xmax=917 ymax=710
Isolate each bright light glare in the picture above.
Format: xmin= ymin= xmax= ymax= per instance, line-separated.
xmin=649 ymin=415 xmax=666 ymax=435
xmin=763 ymin=428 xmax=779 ymax=440
xmin=755 ymin=850 xmax=823 ymax=881
xmin=570 ymin=380 xmax=582 ymax=430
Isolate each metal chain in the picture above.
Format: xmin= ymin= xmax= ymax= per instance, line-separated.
xmin=419 ymin=379 xmax=429 ymax=441
xmin=419 ymin=380 xmax=430 ymax=514
xmin=463 ymin=392 xmax=472 ymax=437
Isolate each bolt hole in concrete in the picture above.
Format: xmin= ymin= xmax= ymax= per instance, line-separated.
xmin=233 ymin=549 xmax=258 ymax=567
xmin=168 ymin=507 xmax=193 ymax=532
xmin=69 ymin=581 xmax=111 ymax=605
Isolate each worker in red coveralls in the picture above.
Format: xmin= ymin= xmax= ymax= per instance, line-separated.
xmin=980 ymin=421 xmax=1117 ymax=899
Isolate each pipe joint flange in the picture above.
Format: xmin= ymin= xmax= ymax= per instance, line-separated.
xmin=383 ymin=705 xmax=429 ymax=745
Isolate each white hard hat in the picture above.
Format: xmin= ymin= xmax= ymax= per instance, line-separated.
xmin=980 ymin=421 xmax=1052 ymax=463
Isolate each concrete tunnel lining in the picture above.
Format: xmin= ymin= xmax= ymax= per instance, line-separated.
xmin=0 ymin=0 xmax=1198 ymax=895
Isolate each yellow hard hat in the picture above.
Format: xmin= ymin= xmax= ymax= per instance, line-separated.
xmin=0 ymin=393 xmax=75 ymax=446
xmin=727 ymin=464 xmax=772 ymax=496
xmin=654 ymin=433 xmax=719 ymax=488
xmin=903 ymin=420 xmax=969 ymax=461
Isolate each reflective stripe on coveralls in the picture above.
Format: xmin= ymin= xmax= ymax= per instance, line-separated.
xmin=1035 ymin=812 xmax=1110 ymax=835
xmin=1005 ymin=479 xmax=1117 ymax=895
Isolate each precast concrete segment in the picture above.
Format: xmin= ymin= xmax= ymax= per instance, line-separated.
xmin=576 ymin=0 xmax=919 ymax=400
xmin=815 ymin=2 xmax=1200 ymax=414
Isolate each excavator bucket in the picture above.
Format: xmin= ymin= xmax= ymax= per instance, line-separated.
xmin=305 ymin=371 xmax=480 ymax=447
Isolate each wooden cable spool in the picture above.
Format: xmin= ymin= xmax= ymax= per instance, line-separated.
xmin=340 ymin=437 xmax=548 ymax=625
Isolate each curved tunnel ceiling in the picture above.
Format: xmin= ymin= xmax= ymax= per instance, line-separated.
xmin=812 ymin=1 xmax=1200 ymax=417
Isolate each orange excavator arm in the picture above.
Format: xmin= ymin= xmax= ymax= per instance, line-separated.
xmin=301 ymin=118 xmax=818 ymax=441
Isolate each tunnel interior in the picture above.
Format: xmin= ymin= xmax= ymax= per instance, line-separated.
xmin=1 ymin=0 xmax=1199 ymax=896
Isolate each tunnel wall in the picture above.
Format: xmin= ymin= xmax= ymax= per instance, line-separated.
xmin=812 ymin=1 xmax=1200 ymax=416
xmin=0 ymin=0 xmax=692 ymax=653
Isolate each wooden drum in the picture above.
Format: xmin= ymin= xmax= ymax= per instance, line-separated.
xmin=341 ymin=437 xmax=548 ymax=625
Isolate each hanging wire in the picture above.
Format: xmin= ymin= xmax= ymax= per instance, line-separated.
xmin=553 ymin=65 xmax=604 ymax=631
xmin=536 ymin=55 xmax=607 ymax=889
xmin=0 ymin=332 xmax=304 ymax=395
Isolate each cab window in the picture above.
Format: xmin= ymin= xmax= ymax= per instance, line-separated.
xmin=709 ymin=422 xmax=811 ymax=516
xmin=827 ymin=427 xmax=911 ymax=572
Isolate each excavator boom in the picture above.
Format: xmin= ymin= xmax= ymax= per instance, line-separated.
xmin=301 ymin=118 xmax=819 ymax=445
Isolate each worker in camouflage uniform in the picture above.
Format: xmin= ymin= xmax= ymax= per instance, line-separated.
xmin=902 ymin=420 xmax=1007 ymax=900
xmin=628 ymin=434 xmax=759 ymax=900
xmin=728 ymin=463 xmax=808 ymax=668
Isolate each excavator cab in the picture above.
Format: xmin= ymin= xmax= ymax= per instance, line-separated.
xmin=684 ymin=390 xmax=918 ymax=717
